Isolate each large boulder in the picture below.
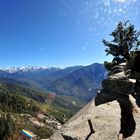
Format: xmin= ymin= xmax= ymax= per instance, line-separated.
xmin=49 ymin=100 xmax=121 ymax=140
xmin=49 ymin=69 xmax=140 ymax=140
xmin=109 ymin=72 xmax=127 ymax=80
xmin=125 ymin=95 xmax=140 ymax=140
xmin=102 ymin=79 xmax=135 ymax=95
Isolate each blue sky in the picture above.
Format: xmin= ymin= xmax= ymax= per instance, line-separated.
xmin=0 ymin=0 xmax=140 ymax=67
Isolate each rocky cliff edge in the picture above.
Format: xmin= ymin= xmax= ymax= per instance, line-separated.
xmin=49 ymin=73 xmax=140 ymax=140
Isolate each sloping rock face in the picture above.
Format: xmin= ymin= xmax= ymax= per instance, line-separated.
xmin=126 ymin=96 xmax=140 ymax=140
xmin=94 ymin=79 xmax=140 ymax=140
xmin=50 ymin=100 xmax=121 ymax=140
xmin=49 ymin=72 xmax=140 ymax=140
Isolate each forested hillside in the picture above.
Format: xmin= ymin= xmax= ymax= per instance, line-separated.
xmin=0 ymin=83 xmax=86 ymax=140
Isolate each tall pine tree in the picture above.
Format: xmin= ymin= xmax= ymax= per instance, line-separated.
xmin=103 ymin=21 xmax=140 ymax=66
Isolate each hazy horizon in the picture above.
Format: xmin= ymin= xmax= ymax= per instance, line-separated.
xmin=0 ymin=62 xmax=104 ymax=69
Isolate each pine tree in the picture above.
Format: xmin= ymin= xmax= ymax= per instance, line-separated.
xmin=0 ymin=119 xmax=5 ymax=138
xmin=5 ymin=113 xmax=15 ymax=136
xmin=103 ymin=21 xmax=140 ymax=65
xmin=0 ymin=114 xmax=15 ymax=140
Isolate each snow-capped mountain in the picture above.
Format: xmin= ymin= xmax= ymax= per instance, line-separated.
xmin=0 ymin=63 xmax=107 ymax=101
xmin=0 ymin=66 xmax=53 ymax=73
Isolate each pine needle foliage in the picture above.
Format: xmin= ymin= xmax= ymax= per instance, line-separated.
xmin=103 ymin=21 xmax=140 ymax=63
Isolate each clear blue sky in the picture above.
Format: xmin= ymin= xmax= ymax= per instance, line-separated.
xmin=0 ymin=0 xmax=140 ymax=67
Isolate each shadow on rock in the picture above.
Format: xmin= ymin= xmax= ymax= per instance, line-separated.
xmin=118 ymin=95 xmax=136 ymax=138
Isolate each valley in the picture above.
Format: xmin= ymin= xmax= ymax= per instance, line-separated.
xmin=0 ymin=63 xmax=106 ymax=139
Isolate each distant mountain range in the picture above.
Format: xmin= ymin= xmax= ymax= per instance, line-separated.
xmin=0 ymin=63 xmax=107 ymax=139
xmin=0 ymin=66 xmax=57 ymax=73
xmin=46 ymin=63 xmax=107 ymax=100
xmin=0 ymin=63 xmax=107 ymax=101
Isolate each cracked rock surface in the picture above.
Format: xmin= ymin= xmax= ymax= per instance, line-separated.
xmin=49 ymin=100 xmax=121 ymax=140
xmin=49 ymin=77 xmax=140 ymax=140
xmin=126 ymin=96 xmax=140 ymax=140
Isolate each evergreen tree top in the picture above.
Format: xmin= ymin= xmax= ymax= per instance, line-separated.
xmin=103 ymin=21 xmax=140 ymax=62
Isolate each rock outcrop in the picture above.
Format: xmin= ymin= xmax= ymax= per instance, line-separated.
xmin=49 ymin=72 xmax=140 ymax=140
xmin=50 ymin=100 xmax=121 ymax=140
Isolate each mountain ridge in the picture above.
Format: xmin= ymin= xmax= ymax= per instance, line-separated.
xmin=0 ymin=63 xmax=107 ymax=101
xmin=46 ymin=63 xmax=107 ymax=100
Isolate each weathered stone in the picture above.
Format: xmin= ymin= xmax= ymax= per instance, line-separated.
xmin=109 ymin=72 xmax=128 ymax=80
xmin=126 ymin=96 xmax=140 ymax=140
xmin=49 ymin=131 xmax=64 ymax=140
xmin=111 ymin=65 xmax=124 ymax=74
xmin=102 ymin=79 xmax=135 ymax=95
xmin=135 ymin=82 xmax=140 ymax=93
xmin=50 ymin=100 xmax=121 ymax=140
xmin=95 ymin=90 xmax=116 ymax=105
xmin=49 ymin=69 xmax=140 ymax=140
xmin=129 ymin=72 xmax=140 ymax=80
